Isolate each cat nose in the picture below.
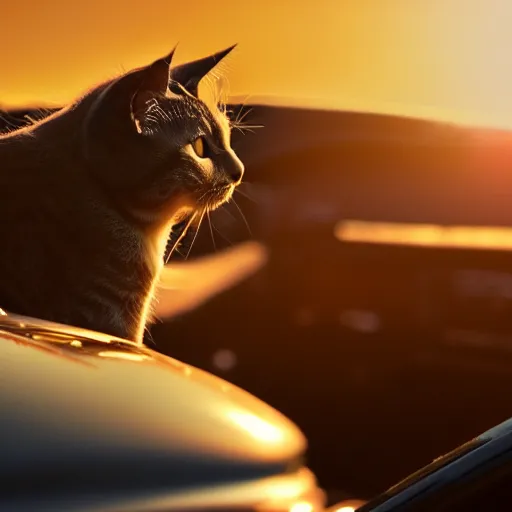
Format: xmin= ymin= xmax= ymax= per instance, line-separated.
xmin=227 ymin=155 xmax=244 ymax=185
xmin=230 ymin=164 xmax=244 ymax=184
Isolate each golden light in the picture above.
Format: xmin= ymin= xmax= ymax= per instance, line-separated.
xmin=155 ymin=241 xmax=267 ymax=319
xmin=227 ymin=411 xmax=284 ymax=444
xmin=289 ymin=501 xmax=314 ymax=512
xmin=331 ymin=499 xmax=367 ymax=512
xmin=335 ymin=220 xmax=512 ymax=252
xmin=97 ymin=350 xmax=150 ymax=362
xmin=2 ymin=2 xmax=512 ymax=129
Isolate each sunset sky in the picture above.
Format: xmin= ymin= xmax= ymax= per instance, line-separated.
xmin=2 ymin=0 xmax=512 ymax=128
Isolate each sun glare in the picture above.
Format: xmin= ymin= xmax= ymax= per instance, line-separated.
xmin=227 ymin=411 xmax=284 ymax=444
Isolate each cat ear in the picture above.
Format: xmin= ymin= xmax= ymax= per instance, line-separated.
xmin=170 ymin=44 xmax=237 ymax=97
xmin=131 ymin=47 xmax=176 ymax=121
xmin=141 ymin=48 xmax=176 ymax=94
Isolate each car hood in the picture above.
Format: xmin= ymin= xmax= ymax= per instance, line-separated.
xmin=0 ymin=310 xmax=306 ymax=502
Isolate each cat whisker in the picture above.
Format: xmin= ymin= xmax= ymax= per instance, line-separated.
xmin=233 ymin=123 xmax=264 ymax=131
xmin=206 ymin=209 xmax=217 ymax=252
xmin=143 ymin=327 xmax=157 ymax=348
xmin=233 ymin=105 xmax=253 ymax=127
xmin=196 ymin=189 xmax=211 ymax=205
xmin=234 ymin=187 xmax=258 ymax=204
xmin=165 ymin=211 xmax=198 ymax=264
xmin=235 ymin=111 xmax=251 ymax=127
xmin=219 ymin=204 xmax=238 ymax=222
xmin=234 ymin=93 xmax=253 ymax=110
xmin=211 ymin=210 xmax=234 ymax=246
xmin=229 ymin=100 xmax=263 ymax=136
xmin=231 ymin=197 xmax=252 ymax=236
xmin=232 ymin=124 xmax=263 ymax=135
xmin=184 ymin=209 xmax=205 ymax=260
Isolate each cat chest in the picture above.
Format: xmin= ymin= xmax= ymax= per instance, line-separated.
xmin=143 ymin=229 xmax=169 ymax=277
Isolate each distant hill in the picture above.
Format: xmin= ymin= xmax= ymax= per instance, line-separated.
xmin=3 ymin=100 xmax=512 ymax=233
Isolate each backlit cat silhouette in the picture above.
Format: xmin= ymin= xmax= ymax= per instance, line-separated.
xmin=0 ymin=45 xmax=244 ymax=343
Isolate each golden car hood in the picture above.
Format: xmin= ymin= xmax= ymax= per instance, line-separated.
xmin=0 ymin=311 xmax=307 ymax=503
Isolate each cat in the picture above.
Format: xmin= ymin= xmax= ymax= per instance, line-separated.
xmin=0 ymin=45 xmax=244 ymax=344
xmin=0 ymin=107 xmax=61 ymax=132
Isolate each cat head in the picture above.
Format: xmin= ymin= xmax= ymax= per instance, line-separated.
xmin=80 ymin=45 xmax=244 ymax=226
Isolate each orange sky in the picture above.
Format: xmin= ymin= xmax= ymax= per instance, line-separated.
xmin=2 ymin=0 xmax=512 ymax=128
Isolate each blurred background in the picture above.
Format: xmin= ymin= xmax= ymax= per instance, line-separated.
xmin=4 ymin=0 xmax=512 ymax=506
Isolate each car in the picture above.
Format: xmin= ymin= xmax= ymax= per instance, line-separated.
xmin=329 ymin=416 xmax=512 ymax=512
xmin=0 ymin=308 xmax=325 ymax=511
xmin=5 ymin=300 xmax=512 ymax=512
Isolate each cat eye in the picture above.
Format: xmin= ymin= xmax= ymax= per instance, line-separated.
xmin=192 ymin=137 xmax=207 ymax=158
